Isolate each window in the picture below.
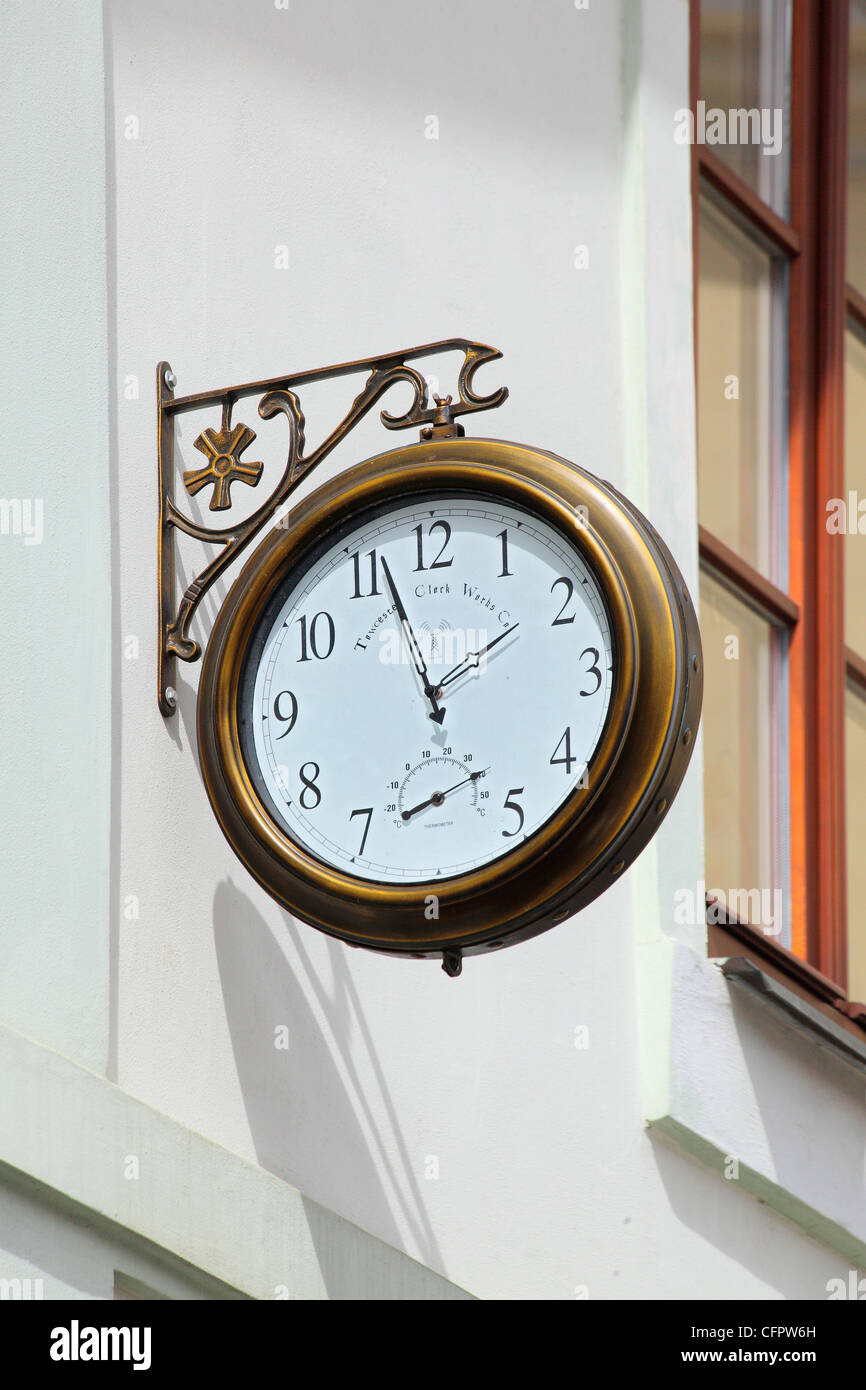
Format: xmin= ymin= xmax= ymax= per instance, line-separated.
xmin=693 ymin=0 xmax=866 ymax=1015
xmin=845 ymin=0 xmax=866 ymax=1003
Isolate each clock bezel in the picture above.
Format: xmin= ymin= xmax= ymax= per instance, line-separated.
xmin=197 ymin=437 xmax=701 ymax=959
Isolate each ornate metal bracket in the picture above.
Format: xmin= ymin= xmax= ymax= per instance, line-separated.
xmin=157 ymin=338 xmax=508 ymax=714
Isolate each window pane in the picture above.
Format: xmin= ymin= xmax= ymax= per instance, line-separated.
xmin=848 ymin=0 xmax=866 ymax=294
xmin=700 ymin=0 xmax=791 ymax=217
xmin=844 ymin=326 xmax=866 ymax=658
xmin=846 ymin=686 xmax=866 ymax=1001
xmin=700 ymin=570 xmax=787 ymax=936
xmin=698 ymin=199 xmax=787 ymax=581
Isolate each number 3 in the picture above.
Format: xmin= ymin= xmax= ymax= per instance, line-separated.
xmin=579 ymin=646 xmax=602 ymax=696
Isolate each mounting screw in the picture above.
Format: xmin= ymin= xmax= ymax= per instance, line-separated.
xmin=164 ymin=368 xmax=177 ymax=390
xmin=165 ymin=685 xmax=177 ymax=709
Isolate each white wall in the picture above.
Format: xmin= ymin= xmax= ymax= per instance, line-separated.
xmin=0 ymin=0 xmax=112 ymax=1072
xmin=108 ymin=0 xmax=646 ymax=1297
xmin=0 ymin=1022 xmax=473 ymax=1300
xmin=3 ymin=0 xmax=864 ymax=1300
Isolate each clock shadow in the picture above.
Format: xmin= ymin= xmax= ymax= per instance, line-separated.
xmin=212 ymin=878 xmax=446 ymax=1285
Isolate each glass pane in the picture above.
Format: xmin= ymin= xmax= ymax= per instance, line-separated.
xmin=846 ymin=686 xmax=866 ymax=1001
xmin=700 ymin=570 xmax=787 ymax=936
xmin=848 ymin=0 xmax=866 ymax=293
xmin=700 ymin=0 xmax=791 ymax=217
xmin=698 ymin=199 xmax=787 ymax=581
xmin=844 ymin=326 xmax=866 ymax=657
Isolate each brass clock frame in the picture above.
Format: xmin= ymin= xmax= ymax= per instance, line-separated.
xmin=197 ymin=437 xmax=702 ymax=967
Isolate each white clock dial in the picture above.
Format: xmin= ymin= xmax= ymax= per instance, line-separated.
xmin=240 ymin=494 xmax=614 ymax=884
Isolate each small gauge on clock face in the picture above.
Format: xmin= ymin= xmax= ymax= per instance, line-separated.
xmin=238 ymin=495 xmax=614 ymax=884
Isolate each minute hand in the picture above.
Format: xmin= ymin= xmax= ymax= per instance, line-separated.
xmin=436 ymin=623 xmax=520 ymax=693
xmin=380 ymin=556 xmax=446 ymax=724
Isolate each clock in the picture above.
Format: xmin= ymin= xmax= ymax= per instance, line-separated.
xmin=197 ymin=436 xmax=701 ymax=970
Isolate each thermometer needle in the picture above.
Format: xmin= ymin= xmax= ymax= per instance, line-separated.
xmin=401 ymin=768 xmax=489 ymax=822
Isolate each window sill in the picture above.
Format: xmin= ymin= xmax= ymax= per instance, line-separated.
xmin=639 ymin=934 xmax=866 ymax=1269
xmin=706 ymin=901 xmax=866 ymax=1042
xmin=720 ymin=957 xmax=866 ymax=1071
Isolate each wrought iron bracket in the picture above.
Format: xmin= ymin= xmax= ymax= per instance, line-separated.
xmin=157 ymin=338 xmax=508 ymax=714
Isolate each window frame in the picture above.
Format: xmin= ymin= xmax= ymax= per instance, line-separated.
xmin=691 ymin=0 xmax=860 ymax=1008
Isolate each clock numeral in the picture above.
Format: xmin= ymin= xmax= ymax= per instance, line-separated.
xmin=579 ymin=646 xmax=602 ymax=696
xmin=297 ymin=611 xmax=335 ymax=662
xmin=550 ymin=576 xmax=576 ymax=625
xmin=350 ymin=549 xmax=380 ymax=599
xmin=349 ymin=807 xmax=373 ymax=856
xmin=550 ymin=727 xmax=577 ymax=774
xmin=502 ymin=788 xmax=525 ymax=838
xmin=413 ymin=520 xmax=453 ymax=571
xmin=272 ymin=689 xmax=298 ymax=738
xmin=298 ymin=761 xmax=322 ymax=809
xmin=497 ymin=528 xmax=513 ymax=578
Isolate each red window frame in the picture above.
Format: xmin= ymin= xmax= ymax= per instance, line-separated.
xmin=691 ymin=0 xmax=864 ymax=1020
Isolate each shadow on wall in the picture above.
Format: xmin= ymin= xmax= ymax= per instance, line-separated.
xmin=0 ymin=1171 xmax=241 ymax=1301
xmin=725 ymin=990 xmax=866 ymax=1221
xmin=648 ymin=1132 xmax=859 ymax=1300
xmin=212 ymin=878 xmax=445 ymax=1281
xmin=0 ymin=1176 xmax=107 ymax=1299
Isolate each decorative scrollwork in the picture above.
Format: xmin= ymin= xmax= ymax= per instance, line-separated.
xmin=157 ymin=338 xmax=508 ymax=714
xmin=162 ymin=389 xmax=306 ymax=670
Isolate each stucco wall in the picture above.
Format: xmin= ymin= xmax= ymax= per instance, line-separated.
xmin=0 ymin=0 xmax=112 ymax=1072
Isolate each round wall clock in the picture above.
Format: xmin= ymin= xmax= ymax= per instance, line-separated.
xmin=196 ymin=435 xmax=702 ymax=972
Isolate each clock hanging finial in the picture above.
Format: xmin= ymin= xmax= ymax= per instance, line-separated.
xmin=420 ymin=394 xmax=465 ymax=441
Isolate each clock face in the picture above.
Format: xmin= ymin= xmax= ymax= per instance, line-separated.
xmin=238 ymin=492 xmax=614 ymax=885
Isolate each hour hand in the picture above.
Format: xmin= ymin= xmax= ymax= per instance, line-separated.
xmin=380 ymin=555 xmax=446 ymax=724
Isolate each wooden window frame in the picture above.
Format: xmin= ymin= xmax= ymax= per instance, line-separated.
xmin=847 ymin=266 xmax=866 ymax=690
xmin=691 ymin=0 xmax=864 ymax=1014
